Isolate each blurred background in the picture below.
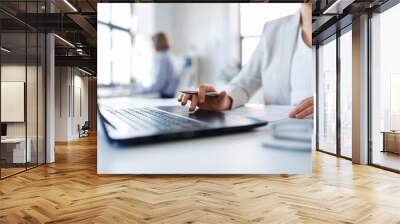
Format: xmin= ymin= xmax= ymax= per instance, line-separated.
xmin=97 ymin=3 xmax=300 ymax=99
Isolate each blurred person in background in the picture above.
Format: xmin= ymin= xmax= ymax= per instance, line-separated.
xmin=145 ymin=32 xmax=178 ymax=98
xmin=179 ymin=2 xmax=313 ymax=119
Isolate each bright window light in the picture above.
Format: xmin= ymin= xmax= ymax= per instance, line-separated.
xmin=97 ymin=24 xmax=111 ymax=85
xmin=97 ymin=3 xmax=139 ymax=86
xmin=111 ymin=29 xmax=132 ymax=85
xmin=391 ymin=74 xmax=400 ymax=113
xmin=318 ymin=38 xmax=337 ymax=154
xmin=240 ymin=3 xmax=300 ymax=37
xmin=111 ymin=4 xmax=133 ymax=29
xmin=241 ymin=37 xmax=259 ymax=67
xmin=240 ymin=3 xmax=300 ymax=65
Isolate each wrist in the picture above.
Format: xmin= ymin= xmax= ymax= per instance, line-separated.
xmin=224 ymin=96 xmax=233 ymax=110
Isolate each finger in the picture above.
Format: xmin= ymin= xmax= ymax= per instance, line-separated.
xmin=289 ymin=105 xmax=304 ymax=118
xmin=181 ymin=94 xmax=191 ymax=106
xmin=297 ymin=99 xmax=312 ymax=111
xmin=289 ymin=109 xmax=297 ymax=118
xmin=178 ymin=94 xmax=183 ymax=102
xmin=290 ymin=98 xmax=313 ymax=116
xmin=295 ymin=105 xmax=314 ymax=119
xmin=189 ymin=95 xmax=198 ymax=112
xmin=218 ymin=90 xmax=227 ymax=100
xmin=299 ymin=96 xmax=311 ymax=104
xmin=198 ymin=86 xmax=206 ymax=103
xmin=291 ymin=96 xmax=314 ymax=117
xmin=198 ymin=84 xmax=216 ymax=103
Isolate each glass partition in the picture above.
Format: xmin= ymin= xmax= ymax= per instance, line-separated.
xmin=1 ymin=30 xmax=28 ymax=177
xmin=371 ymin=3 xmax=400 ymax=171
xmin=0 ymin=1 xmax=46 ymax=179
xmin=27 ymin=31 xmax=38 ymax=169
xmin=38 ymin=32 xmax=46 ymax=165
xmin=339 ymin=29 xmax=352 ymax=158
xmin=317 ymin=37 xmax=337 ymax=155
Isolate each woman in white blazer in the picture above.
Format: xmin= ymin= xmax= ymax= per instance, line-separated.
xmin=179 ymin=3 xmax=313 ymax=119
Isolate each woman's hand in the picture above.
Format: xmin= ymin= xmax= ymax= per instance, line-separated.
xmin=178 ymin=84 xmax=232 ymax=112
xmin=289 ymin=96 xmax=314 ymax=119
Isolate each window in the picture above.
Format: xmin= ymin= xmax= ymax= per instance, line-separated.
xmin=98 ymin=3 xmax=141 ymax=86
xmin=111 ymin=29 xmax=132 ymax=85
xmin=316 ymin=27 xmax=352 ymax=159
xmin=239 ymin=3 xmax=300 ymax=65
xmin=98 ymin=24 xmax=112 ymax=85
xmin=317 ymin=37 xmax=337 ymax=155
xmin=371 ymin=3 xmax=400 ymax=171
xmin=340 ymin=29 xmax=352 ymax=158
xmin=98 ymin=4 xmax=154 ymax=88
xmin=391 ymin=74 xmax=400 ymax=130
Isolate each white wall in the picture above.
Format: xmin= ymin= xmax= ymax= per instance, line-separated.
xmin=45 ymin=0 xmax=56 ymax=163
xmin=1 ymin=66 xmax=26 ymax=138
xmin=72 ymin=74 xmax=89 ymax=138
xmin=1 ymin=63 xmax=46 ymax=164
xmin=55 ymin=67 xmax=89 ymax=141
xmin=1 ymin=65 xmax=43 ymax=137
xmin=55 ymin=66 xmax=69 ymax=141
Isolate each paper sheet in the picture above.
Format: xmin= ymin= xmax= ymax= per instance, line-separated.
xmin=228 ymin=104 xmax=294 ymax=122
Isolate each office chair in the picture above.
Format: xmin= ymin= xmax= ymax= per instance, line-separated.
xmin=79 ymin=121 xmax=90 ymax=138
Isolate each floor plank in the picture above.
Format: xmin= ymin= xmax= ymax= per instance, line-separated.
xmin=1 ymin=135 xmax=400 ymax=223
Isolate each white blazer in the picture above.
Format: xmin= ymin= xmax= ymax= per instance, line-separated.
xmin=228 ymin=11 xmax=302 ymax=108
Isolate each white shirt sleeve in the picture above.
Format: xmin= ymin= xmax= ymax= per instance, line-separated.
xmin=227 ymin=26 xmax=266 ymax=109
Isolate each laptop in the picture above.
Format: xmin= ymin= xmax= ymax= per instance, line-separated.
xmin=99 ymin=105 xmax=268 ymax=144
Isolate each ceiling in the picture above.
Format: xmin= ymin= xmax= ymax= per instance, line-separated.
xmin=0 ymin=0 xmax=100 ymax=74
xmin=312 ymin=0 xmax=392 ymax=44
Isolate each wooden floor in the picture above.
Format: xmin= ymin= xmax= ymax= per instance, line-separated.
xmin=1 ymin=135 xmax=400 ymax=224
xmin=1 ymin=167 xmax=26 ymax=178
xmin=373 ymin=150 xmax=400 ymax=171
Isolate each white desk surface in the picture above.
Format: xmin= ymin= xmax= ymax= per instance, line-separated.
xmin=1 ymin=138 xmax=28 ymax=143
xmin=97 ymin=97 xmax=312 ymax=174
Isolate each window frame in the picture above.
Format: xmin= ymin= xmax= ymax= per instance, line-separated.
xmin=238 ymin=3 xmax=300 ymax=66
xmin=338 ymin=25 xmax=353 ymax=159
xmin=315 ymin=0 xmax=400 ymax=173
xmin=0 ymin=0 xmax=47 ymax=180
xmin=315 ymin=24 xmax=353 ymax=161
xmin=238 ymin=5 xmax=262 ymax=66
xmin=97 ymin=4 xmax=135 ymax=86
xmin=368 ymin=0 xmax=400 ymax=173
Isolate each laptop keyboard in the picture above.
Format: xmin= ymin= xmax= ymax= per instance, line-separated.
xmin=107 ymin=107 xmax=208 ymax=131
